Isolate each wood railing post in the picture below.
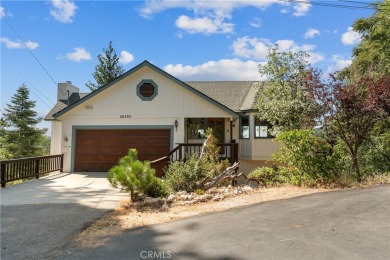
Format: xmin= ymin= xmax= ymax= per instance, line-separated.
xmin=60 ymin=154 xmax=64 ymax=172
xmin=1 ymin=162 xmax=6 ymax=188
xmin=178 ymin=144 xmax=183 ymax=160
xmin=35 ymin=159 xmax=40 ymax=179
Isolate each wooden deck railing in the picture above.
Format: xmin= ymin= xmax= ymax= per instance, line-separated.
xmin=151 ymin=143 xmax=238 ymax=177
xmin=1 ymin=154 xmax=64 ymax=187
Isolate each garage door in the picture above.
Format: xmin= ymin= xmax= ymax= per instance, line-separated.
xmin=74 ymin=129 xmax=171 ymax=172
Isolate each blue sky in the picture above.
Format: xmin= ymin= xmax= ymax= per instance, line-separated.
xmin=1 ymin=0 xmax=376 ymax=133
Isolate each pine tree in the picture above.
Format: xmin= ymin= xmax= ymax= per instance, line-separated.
xmin=86 ymin=41 xmax=125 ymax=91
xmin=1 ymin=85 xmax=48 ymax=159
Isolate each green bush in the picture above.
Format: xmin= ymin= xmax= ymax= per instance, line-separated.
xmin=164 ymin=154 xmax=205 ymax=192
xmin=164 ymin=130 xmax=230 ymax=192
xmin=108 ymin=149 xmax=167 ymax=201
xmin=274 ymin=129 xmax=347 ymax=186
xmin=248 ymin=167 xmax=288 ymax=187
xmin=359 ymin=122 xmax=390 ymax=176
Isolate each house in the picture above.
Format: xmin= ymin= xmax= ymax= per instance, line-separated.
xmin=45 ymin=60 xmax=279 ymax=175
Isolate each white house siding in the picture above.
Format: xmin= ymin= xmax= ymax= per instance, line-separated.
xmin=56 ymin=67 xmax=234 ymax=172
xmin=50 ymin=121 xmax=62 ymax=155
xmin=238 ymin=113 xmax=280 ymax=175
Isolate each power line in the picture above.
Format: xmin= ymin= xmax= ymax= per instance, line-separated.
xmin=281 ymin=0 xmax=376 ymax=10
xmin=5 ymin=19 xmax=66 ymax=96
xmin=12 ymin=68 xmax=56 ymax=107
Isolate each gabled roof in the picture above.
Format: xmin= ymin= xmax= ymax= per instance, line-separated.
xmin=47 ymin=60 xmax=240 ymax=120
xmin=186 ymin=81 xmax=259 ymax=112
xmin=45 ymin=93 xmax=89 ymax=120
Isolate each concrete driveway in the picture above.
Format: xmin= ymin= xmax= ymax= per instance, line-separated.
xmin=0 ymin=172 xmax=127 ymax=260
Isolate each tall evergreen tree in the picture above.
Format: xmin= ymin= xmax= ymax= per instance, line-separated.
xmin=86 ymin=41 xmax=125 ymax=91
xmin=342 ymin=1 xmax=390 ymax=78
xmin=1 ymin=85 xmax=48 ymax=159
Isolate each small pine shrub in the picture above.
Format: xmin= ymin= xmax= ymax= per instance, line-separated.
xmin=108 ymin=149 xmax=167 ymax=201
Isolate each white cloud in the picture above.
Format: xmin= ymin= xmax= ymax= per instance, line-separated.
xmin=249 ymin=17 xmax=261 ymax=28
xmin=231 ymin=36 xmax=270 ymax=60
xmin=231 ymin=36 xmax=324 ymax=64
xmin=293 ymin=1 xmax=311 ymax=16
xmin=139 ymin=1 xmax=309 ymax=35
xmin=304 ymin=28 xmax=320 ymax=39
xmin=50 ymin=0 xmax=78 ymax=23
xmin=118 ymin=50 xmax=134 ymax=64
xmin=280 ymin=8 xmax=289 ymax=14
xmin=341 ymin=27 xmax=361 ymax=45
xmin=139 ymin=1 xmax=281 ymax=19
xmin=65 ymin=47 xmax=91 ymax=62
xmin=164 ymin=59 xmax=265 ymax=81
xmin=175 ymin=15 xmax=233 ymax=35
xmin=327 ymin=55 xmax=352 ymax=74
xmin=0 ymin=7 xmax=5 ymax=18
xmin=0 ymin=37 xmax=39 ymax=49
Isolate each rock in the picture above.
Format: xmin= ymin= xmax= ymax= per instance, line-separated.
xmin=185 ymin=195 xmax=193 ymax=201
xmin=233 ymin=189 xmax=239 ymax=195
xmin=243 ymin=186 xmax=253 ymax=192
xmin=220 ymin=195 xmax=225 ymax=200
xmin=211 ymin=197 xmax=220 ymax=202
xmin=199 ymin=195 xmax=207 ymax=202
xmin=192 ymin=198 xmax=201 ymax=203
xmin=205 ymin=194 xmax=213 ymax=200
xmin=167 ymin=194 xmax=176 ymax=202
xmin=184 ymin=201 xmax=194 ymax=205
xmin=218 ymin=187 xmax=226 ymax=193
xmin=144 ymin=197 xmax=162 ymax=206
xmin=208 ymin=187 xmax=218 ymax=194
xmin=161 ymin=202 xmax=169 ymax=211
xmin=224 ymin=193 xmax=232 ymax=198
xmin=227 ymin=185 xmax=233 ymax=189
xmin=177 ymin=191 xmax=187 ymax=196
xmin=179 ymin=195 xmax=187 ymax=201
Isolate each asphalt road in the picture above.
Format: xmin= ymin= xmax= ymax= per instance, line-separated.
xmin=56 ymin=185 xmax=390 ymax=260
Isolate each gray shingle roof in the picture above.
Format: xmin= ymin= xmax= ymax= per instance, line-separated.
xmin=44 ymin=93 xmax=89 ymax=120
xmin=186 ymin=81 xmax=259 ymax=112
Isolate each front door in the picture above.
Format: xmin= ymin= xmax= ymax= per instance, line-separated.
xmin=208 ymin=118 xmax=224 ymax=142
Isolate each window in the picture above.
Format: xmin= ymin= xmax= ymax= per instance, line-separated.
xmin=136 ymin=79 xmax=158 ymax=101
xmin=240 ymin=116 xmax=250 ymax=139
xmin=139 ymin=83 xmax=154 ymax=97
xmin=254 ymin=118 xmax=273 ymax=138
xmin=187 ymin=118 xmax=206 ymax=139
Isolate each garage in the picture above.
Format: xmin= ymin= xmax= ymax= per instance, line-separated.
xmin=74 ymin=129 xmax=171 ymax=172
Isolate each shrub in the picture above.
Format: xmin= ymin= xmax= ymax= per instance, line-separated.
xmin=248 ymin=167 xmax=288 ymax=187
xmin=273 ymin=129 xmax=347 ymax=186
xmin=359 ymin=122 xmax=390 ymax=176
xmin=108 ymin=149 xmax=168 ymax=201
xmin=164 ymin=130 xmax=230 ymax=192
xmin=164 ymin=154 xmax=205 ymax=192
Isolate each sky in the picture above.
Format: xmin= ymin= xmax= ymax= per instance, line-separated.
xmin=0 ymin=0 xmax=377 ymax=134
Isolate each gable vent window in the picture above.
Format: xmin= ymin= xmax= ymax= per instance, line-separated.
xmin=137 ymin=79 xmax=158 ymax=101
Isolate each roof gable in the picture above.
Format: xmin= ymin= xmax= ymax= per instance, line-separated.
xmin=50 ymin=60 xmax=239 ymax=119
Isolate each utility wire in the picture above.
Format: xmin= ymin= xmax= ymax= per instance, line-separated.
xmin=12 ymin=68 xmax=56 ymax=106
xmin=281 ymin=0 xmax=376 ymax=10
xmin=5 ymin=19 xmax=66 ymax=96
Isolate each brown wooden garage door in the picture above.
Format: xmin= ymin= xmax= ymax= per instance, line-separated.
xmin=74 ymin=129 xmax=171 ymax=172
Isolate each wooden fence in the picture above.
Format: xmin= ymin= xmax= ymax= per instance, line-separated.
xmin=1 ymin=154 xmax=64 ymax=187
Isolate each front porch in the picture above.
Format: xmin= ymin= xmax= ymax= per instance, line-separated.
xmin=151 ymin=117 xmax=239 ymax=176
